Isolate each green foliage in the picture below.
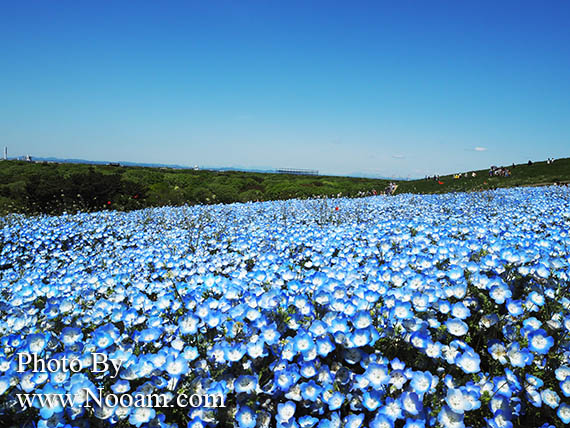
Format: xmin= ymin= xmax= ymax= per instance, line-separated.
xmin=1 ymin=157 xmax=568 ymax=215
xmin=0 ymin=161 xmax=388 ymax=214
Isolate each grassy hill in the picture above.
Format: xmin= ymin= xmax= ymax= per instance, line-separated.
xmin=1 ymin=157 xmax=568 ymax=214
xmin=396 ymin=157 xmax=570 ymax=195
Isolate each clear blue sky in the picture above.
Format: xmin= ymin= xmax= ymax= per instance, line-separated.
xmin=1 ymin=1 xmax=569 ymax=178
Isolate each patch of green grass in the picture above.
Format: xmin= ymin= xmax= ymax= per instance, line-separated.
xmin=395 ymin=158 xmax=570 ymax=195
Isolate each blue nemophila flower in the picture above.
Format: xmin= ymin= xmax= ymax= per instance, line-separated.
xmin=129 ymin=407 xmax=156 ymax=427
xmin=445 ymin=388 xmax=472 ymax=414
xmin=411 ymin=371 xmax=433 ymax=395
xmin=535 ymin=263 xmax=550 ymax=279
xmin=410 ymin=331 xmax=429 ymax=350
xmin=353 ymin=311 xmax=372 ymax=329
xmin=379 ymin=396 xmax=403 ymax=421
xmin=527 ymin=291 xmax=545 ymax=309
xmin=0 ymin=376 xmax=10 ymax=395
xmin=60 ymin=327 xmax=83 ymax=347
xmin=523 ymin=317 xmax=542 ymax=331
xmin=224 ymin=342 xmax=247 ymax=362
xmin=528 ymin=329 xmax=554 ymax=354
xmin=187 ymin=416 xmax=206 ymax=428
xmin=26 ymin=333 xmax=48 ymax=354
xmin=488 ymin=341 xmax=508 ymax=364
xmin=558 ymin=403 xmax=570 ymax=424
xmin=298 ymin=415 xmax=319 ymax=428
xmin=437 ymin=405 xmax=464 ymax=428
xmin=245 ymin=337 xmax=266 ymax=360
xmin=489 ymin=280 xmax=512 ymax=304
xmin=555 ymin=366 xmax=570 ymax=381
xmin=445 ymin=318 xmax=469 ymax=336
xmin=541 ymin=389 xmax=560 ymax=409
xmin=34 ymin=384 xmax=64 ymax=419
xmin=316 ymin=336 xmax=335 ymax=356
xmin=448 ymin=267 xmax=463 ymax=281
xmin=262 ymin=323 xmax=281 ymax=345
xmin=300 ymin=361 xmax=317 ymax=378
xmin=411 ymin=293 xmax=429 ymax=312
xmin=363 ymin=362 xmax=390 ymax=388
xmin=507 ymin=342 xmax=533 ymax=367
xmin=426 ymin=341 xmax=442 ymax=359
xmin=236 ymin=405 xmax=256 ymax=428
xmin=456 ymin=349 xmax=481 ymax=374
xmin=362 ymin=390 xmax=383 ymax=411
xmin=309 ymin=320 xmax=328 ymax=337
xmin=505 ymin=299 xmax=524 ymax=317
xmin=275 ymin=367 xmax=300 ymax=391
xmin=178 ymin=314 xmax=200 ymax=335
xmin=299 ymin=380 xmax=321 ymax=401
xmin=349 ymin=328 xmax=371 ymax=348
xmin=165 ymin=355 xmax=189 ymax=377
xmin=111 ymin=379 xmax=130 ymax=394
xmin=401 ymin=391 xmax=423 ymax=416
xmin=325 ymin=391 xmax=345 ymax=411
xmin=370 ymin=413 xmax=395 ymax=428
xmin=293 ymin=331 xmax=315 ymax=355
xmin=487 ymin=410 xmax=513 ymax=428
xmin=560 ymin=377 xmax=570 ymax=398
xmin=277 ymin=401 xmax=296 ymax=424
xmin=344 ymin=413 xmax=365 ymax=428
xmin=393 ymin=301 xmax=413 ymax=319
xmin=404 ymin=420 xmax=426 ymax=428
xmin=329 ymin=316 xmax=349 ymax=334
xmin=235 ymin=375 xmax=257 ymax=394
xmin=138 ymin=327 xmax=162 ymax=343
xmin=451 ymin=302 xmax=470 ymax=320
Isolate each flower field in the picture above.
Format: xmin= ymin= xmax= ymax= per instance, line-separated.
xmin=1 ymin=186 xmax=570 ymax=428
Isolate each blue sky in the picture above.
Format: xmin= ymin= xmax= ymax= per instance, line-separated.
xmin=1 ymin=1 xmax=569 ymax=178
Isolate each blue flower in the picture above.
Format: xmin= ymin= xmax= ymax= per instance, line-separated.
xmin=165 ymin=355 xmax=189 ymax=377
xmin=362 ymin=390 xmax=383 ymax=411
xmin=489 ymin=281 xmax=512 ymax=304
xmin=293 ymin=332 xmax=315 ymax=355
xmin=456 ymin=349 xmax=481 ymax=374
xmin=445 ymin=388 xmax=471 ymax=414
xmin=392 ymin=301 xmax=413 ymax=319
xmin=277 ymin=401 xmax=296 ymax=424
xmin=379 ymin=396 xmax=403 ymax=421
xmin=344 ymin=413 xmax=364 ymax=428
xmin=445 ymin=318 xmax=469 ymax=336
xmin=401 ymin=391 xmax=423 ymax=416
xmin=235 ymin=375 xmax=257 ymax=394
xmin=527 ymin=329 xmax=554 ymax=354
xmin=299 ymin=415 xmax=319 ymax=427
xmin=370 ymin=414 xmax=394 ymax=428
xmin=437 ymin=405 xmax=465 ymax=428
xmin=178 ymin=314 xmax=200 ymax=335
xmin=410 ymin=371 xmax=433 ymax=395
xmin=558 ymin=403 xmax=570 ymax=424
xmin=363 ymin=362 xmax=390 ymax=389
xmin=325 ymin=391 xmax=344 ymax=411
xmin=541 ymin=389 xmax=560 ymax=409
xmin=236 ymin=405 xmax=257 ymax=428
xmin=129 ymin=407 xmax=156 ymax=427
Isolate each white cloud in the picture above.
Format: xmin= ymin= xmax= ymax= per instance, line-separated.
xmin=474 ymin=147 xmax=487 ymax=152
xmin=392 ymin=154 xmax=405 ymax=159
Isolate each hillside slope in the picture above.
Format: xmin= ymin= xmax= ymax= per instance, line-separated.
xmin=396 ymin=157 xmax=570 ymax=194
